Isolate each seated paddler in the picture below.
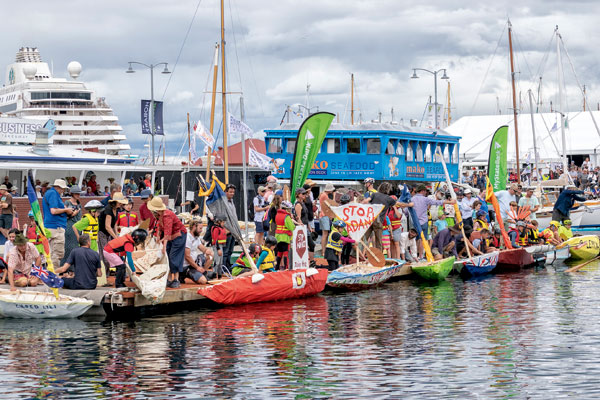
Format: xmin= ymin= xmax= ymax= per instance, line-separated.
xmin=255 ymin=236 xmax=277 ymax=273
xmin=231 ymin=243 xmax=261 ymax=278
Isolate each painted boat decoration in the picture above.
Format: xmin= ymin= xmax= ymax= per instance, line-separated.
xmin=0 ymin=290 xmax=93 ymax=319
xmin=411 ymin=256 xmax=455 ymax=281
xmin=460 ymin=251 xmax=500 ymax=278
xmin=563 ymin=235 xmax=600 ymax=260
xmin=327 ymin=261 xmax=405 ymax=291
xmin=496 ymin=248 xmax=535 ymax=272
xmin=198 ymin=268 xmax=328 ymax=305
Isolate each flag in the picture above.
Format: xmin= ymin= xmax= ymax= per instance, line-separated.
xmin=190 ymin=132 xmax=200 ymax=164
xmin=140 ymin=100 xmax=164 ymax=135
xmin=550 ymin=122 xmax=558 ymax=132
xmin=194 ymin=120 xmax=215 ymax=149
xmin=30 ymin=264 xmax=64 ymax=288
xmin=26 ymin=171 xmax=60 ymax=297
xmin=248 ymin=148 xmax=272 ymax=171
xmin=228 ymin=113 xmax=253 ymax=137
xmin=487 ymin=125 xmax=508 ymax=192
xmin=290 ymin=112 xmax=335 ymax=198
xmin=198 ymin=175 xmax=243 ymax=242
xmin=485 ymin=177 xmax=512 ymax=249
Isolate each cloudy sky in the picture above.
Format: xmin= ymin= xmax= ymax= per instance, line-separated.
xmin=1 ymin=0 xmax=598 ymax=158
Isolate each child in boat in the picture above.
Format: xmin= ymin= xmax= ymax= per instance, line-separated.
xmin=231 ymin=243 xmax=261 ymax=278
xmin=471 ymin=200 xmax=482 ymax=220
xmin=325 ymin=220 xmax=355 ymax=271
xmin=491 ymin=227 xmax=504 ymax=249
xmin=211 ymin=214 xmax=228 ymax=278
xmin=541 ymin=221 xmax=562 ymax=245
xmin=474 ymin=210 xmax=489 ymax=231
xmin=434 ymin=209 xmax=448 ymax=236
xmin=256 ymin=236 xmax=277 ymax=273
xmin=527 ymin=220 xmax=542 ymax=245
xmin=116 ymin=198 xmax=139 ymax=234
xmin=558 ymin=219 xmax=574 ymax=241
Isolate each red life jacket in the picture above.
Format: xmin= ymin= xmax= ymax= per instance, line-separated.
xmin=211 ymin=226 xmax=227 ymax=245
xmin=117 ymin=211 xmax=139 ymax=227
xmin=275 ymin=209 xmax=293 ymax=237
xmin=26 ymin=224 xmax=42 ymax=245
xmin=387 ymin=208 xmax=402 ymax=231
xmin=104 ymin=234 xmax=135 ymax=255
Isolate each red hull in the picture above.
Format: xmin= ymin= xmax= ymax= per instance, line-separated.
xmin=198 ymin=269 xmax=328 ymax=305
xmin=496 ymin=248 xmax=535 ymax=272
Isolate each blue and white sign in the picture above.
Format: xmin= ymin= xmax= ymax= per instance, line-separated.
xmin=140 ymin=100 xmax=164 ymax=135
xmin=0 ymin=117 xmax=51 ymax=143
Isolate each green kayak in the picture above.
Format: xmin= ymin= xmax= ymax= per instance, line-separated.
xmin=411 ymin=256 xmax=456 ymax=281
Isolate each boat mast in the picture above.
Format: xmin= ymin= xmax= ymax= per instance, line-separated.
xmin=527 ymin=89 xmax=541 ymax=181
xmin=220 ymin=0 xmax=229 ymax=183
xmin=206 ymin=43 xmax=219 ymax=183
xmin=187 ymin=112 xmax=191 ymax=165
xmin=508 ymin=20 xmax=521 ymax=184
xmin=240 ymin=96 xmax=249 ymax=240
xmin=351 ymin=73 xmax=354 ymax=125
xmin=556 ymin=26 xmax=569 ymax=180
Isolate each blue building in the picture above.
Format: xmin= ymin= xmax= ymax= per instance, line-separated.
xmin=264 ymin=122 xmax=460 ymax=182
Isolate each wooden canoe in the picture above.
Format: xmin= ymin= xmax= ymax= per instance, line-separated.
xmin=496 ymin=248 xmax=535 ymax=272
xmin=411 ymin=256 xmax=455 ymax=281
xmin=326 ymin=261 xmax=405 ymax=291
xmin=460 ymin=251 xmax=500 ymax=278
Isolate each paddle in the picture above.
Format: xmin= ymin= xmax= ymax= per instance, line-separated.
xmin=360 ymin=240 xmax=385 ymax=268
xmin=564 ymin=255 xmax=600 ymax=273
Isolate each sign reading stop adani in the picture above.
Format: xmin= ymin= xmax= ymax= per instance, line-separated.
xmin=330 ymin=203 xmax=385 ymax=242
xmin=291 ymin=225 xmax=309 ymax=270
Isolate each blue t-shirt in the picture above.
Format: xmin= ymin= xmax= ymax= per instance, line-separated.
xmin=65 ymin=246 xmax=101 ymax=289
xmin=435 ymin=219 xmax=448 ymax=233
xmin=43 ymin=187 xmax=67 ymax=229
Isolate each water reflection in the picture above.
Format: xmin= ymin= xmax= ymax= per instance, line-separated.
xmin=2 ymin=266 xmax=600 ymax=398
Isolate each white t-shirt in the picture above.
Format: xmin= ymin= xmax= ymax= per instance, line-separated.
xmin=253 ymin=195 xmax=266 ymax=222
xmin=184 ymin=233 xmax=203 ymax=267
xmin=518 ymin=195 xmax=540 ymax=219
xmin=495 ymin=190 xmax=516 ymax=220
xmin=3 ymin=241 xmax=15 ymax=261
xmin=399 ymin=232 xmax=417 ymax=259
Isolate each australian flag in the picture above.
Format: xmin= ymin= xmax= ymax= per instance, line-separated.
xmin=31 ymin=264 xmax=64 ymax=288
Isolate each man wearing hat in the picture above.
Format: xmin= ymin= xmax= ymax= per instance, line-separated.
xmin=7 ymin=234 xmax=41 ymax=290
xmin=147 ymin=196 xmax=188 ymax=288
xmin=253 ymin=186 xmax=269 ymax=245
xmin=318 ymin=183 xmax=336 ymax=254
xmin=0 ymin=184 xmax=14 ymax=245
xmin=459 ymin=188 xmax=476 ymax=228
xmin=518 ymin=187 xmax=540 ymax=220
xmin=43 ymin=179 xmax=75 ymax=268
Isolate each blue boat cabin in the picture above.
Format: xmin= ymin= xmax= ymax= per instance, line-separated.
xmin=264 ymin=124 xmax=460 ymax=182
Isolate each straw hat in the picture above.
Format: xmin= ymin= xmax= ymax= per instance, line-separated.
xmin=304 ymin=179 xmax=316 ymax=187
xmin=109 ymin=192 xmax=128 ymax=205
xmin=147 ymin=196 xmax=166 ymax=211
xmin=324 ymin=183 xmax=335 ymax=192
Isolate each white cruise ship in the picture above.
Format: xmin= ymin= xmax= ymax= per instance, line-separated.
xmin=0 ymin=47 xmax=129 ymax=155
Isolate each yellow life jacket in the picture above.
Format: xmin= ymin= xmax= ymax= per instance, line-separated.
xmin=326 ymin=228 xmax=343 ymax=252
xmin=475 ymin=219 xmax=489 ymax=231
xmin=259 ymin=246 xmax=276 ymax=271
xmin=558 ymin=226 xmax=573 ymax=241
xmin=541 ymin=228 xmax=554 ymax=243
xmin=83 ymin=213 xmax=98 ymax=241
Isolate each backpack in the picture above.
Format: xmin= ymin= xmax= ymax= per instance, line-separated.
xmin=249 ymin=195 xmax=264 ymax=221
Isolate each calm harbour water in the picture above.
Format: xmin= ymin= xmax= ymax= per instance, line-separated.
xmin=2 ymin=261 xmax=600 ymax=399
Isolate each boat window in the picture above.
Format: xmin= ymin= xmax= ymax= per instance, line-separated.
xmin=434 ymin=145 xmax=442 ymax=162
xmin=327 ymin=138 xmax=340 ymax=153
xmin=396 ymin=141 xmax=405 ymax=157
xmin=452 ymin=145 xmax=458 ymax=163
xmin=424 ymin=143 xmax=432 ymax=162
xmin=269 ymin=138 xmax=282 ymax=153
xmin=406 ymin=143 xmax=413 ymax=161
xmin=286 ymin=139 xmax=296 ymax=154
xmin=347 ymin=138 xmax=361 ymax=154
xmin=366 ymin=138 xmax=380 ymax=154
xmin=386 ymin=139 xmax=395 ymax=155
xmin=416 ymin=143 xmax=424 ymax=162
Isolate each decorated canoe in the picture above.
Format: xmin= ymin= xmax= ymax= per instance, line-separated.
xmin=198 ymin=268 xmax=328 ymax=305
xmin=459 ymin=251 xmax=500 ymax=278
xmin=411 ymin=256 xmax=455 ymax=281
xmin=563 ymin=235 xmax=600 ymax=260
xmin=0 ymin=289 xmax=93 ymax=319
xmin=327 ymin=261 xmax=405 ymax=291
xmin=496 ymin=248 xmax=535 ymax=272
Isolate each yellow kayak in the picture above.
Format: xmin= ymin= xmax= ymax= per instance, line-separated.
xmin=564 ymin=235 xmax=600 ymax=260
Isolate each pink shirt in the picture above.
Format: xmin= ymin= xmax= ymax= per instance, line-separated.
xmin=8 ymin=243 xmax=40 ymax=275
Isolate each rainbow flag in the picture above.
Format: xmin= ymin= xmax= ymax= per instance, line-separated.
xmin=26 ymin=170 xmax=59 ymax=298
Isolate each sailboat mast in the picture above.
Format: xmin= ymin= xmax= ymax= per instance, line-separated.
xmin=206 ymin=43 xmax=219 ymax=182
xmin=220 ymin=0 xmax=229 ymax=183
xmin=556 ymin=26 xmax=569 ymax=179
xmin=351 ymin=73 xmax=354 ymax=125
xmin=527 ymin=89 xmax=540 ymax=181
xmin=187 ymin=112 xmax=191 ymax=165
xmin=508 ymin=21 xmax=521 ymax=183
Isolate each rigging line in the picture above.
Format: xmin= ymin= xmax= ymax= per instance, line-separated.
xmin=228 ymin=0 xmax=244 ymax=94
xmin=160 ymin=0 xmax=203 ymax=100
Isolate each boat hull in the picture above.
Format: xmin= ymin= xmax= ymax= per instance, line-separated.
xmin=411 ymin=256 xmax=455 ymax=281
xmin=327 ymin=261 xmax=405 ymax=291
xmin=564 ymin=235 xmax=600 ymax=260
xmin=460 ymin=251 xmax=499 ymax=277
xmin=198 ymin=268 xmax=328 ymax=305
xmin=496 ymin=248 xmax=535 ymax=272
xmin=0 ymin=290 xmax=93 ymax=319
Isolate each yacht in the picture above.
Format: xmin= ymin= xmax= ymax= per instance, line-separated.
xmin=0 ymin=47 xmax=129 ymax=155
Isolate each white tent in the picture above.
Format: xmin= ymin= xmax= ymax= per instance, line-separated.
xmin=445 ymin=111 xmax=600 ymax=166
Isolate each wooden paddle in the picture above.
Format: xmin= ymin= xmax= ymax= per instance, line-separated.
xmin=564 ymin=255 xmax=600 ymax=273
xmin=360 ymin=240 xmax=385 ymax=268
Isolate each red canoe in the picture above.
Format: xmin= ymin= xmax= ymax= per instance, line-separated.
xmin=496 ymin=248 xmax=535 ymax=272
xmin=198 ymin=268 xmax=329 ymax=305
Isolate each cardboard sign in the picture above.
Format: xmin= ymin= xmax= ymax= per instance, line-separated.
xmin=291 ymin=225 xmax=309 ymax=270
xmin=330 ymin=202 xmax=385 ymax=242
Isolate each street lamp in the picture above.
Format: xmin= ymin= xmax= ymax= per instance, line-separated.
xmin=126 ymin=61 xmax=171 ymax=165
xmin=411 ymin=67 xmax=449 ymax=133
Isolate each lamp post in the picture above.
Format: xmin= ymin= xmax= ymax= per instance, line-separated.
xmin=126 ymin=61 xmax=171 ymax=165
xmin=411 ymin=68 xmax=449 ymax=132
